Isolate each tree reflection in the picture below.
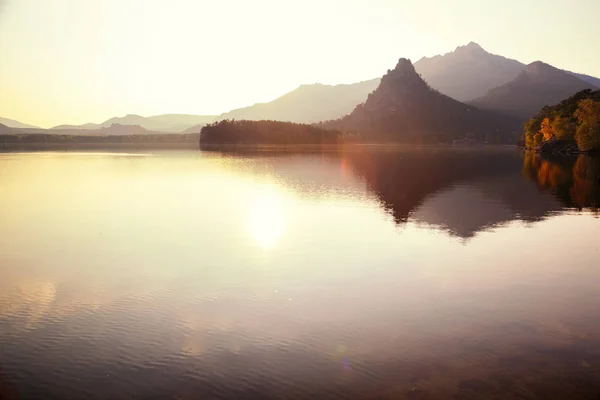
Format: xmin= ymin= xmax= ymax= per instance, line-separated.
xmin=522 ymin=152 xmax=600 ymax=210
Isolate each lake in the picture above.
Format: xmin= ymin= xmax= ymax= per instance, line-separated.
xmin=1 ymin=148 xmax=599 ymax=399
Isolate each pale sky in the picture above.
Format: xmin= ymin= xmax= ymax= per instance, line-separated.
xmin=1 ymin=0 xmax=599 ymax=128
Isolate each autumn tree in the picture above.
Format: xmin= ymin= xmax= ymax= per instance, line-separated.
xmin=523 ymin=89 xmax=600 ymax=150
xmin=540 ymin=117 xmax=554 ymax=141
xmin=551 ymin=115 xmax=576 ymax=140
xmin=524 ymin=118 xmax=543 ymax=148
xmin=574 ymin=99 xmax=600 ymax=151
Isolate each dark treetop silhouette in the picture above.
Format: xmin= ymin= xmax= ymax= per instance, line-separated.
xmin=199 ymin=120 xmax=343 ymax=146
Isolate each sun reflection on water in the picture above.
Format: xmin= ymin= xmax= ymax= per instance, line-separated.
xmin=248 ymin=185 xmax=286 ymax=249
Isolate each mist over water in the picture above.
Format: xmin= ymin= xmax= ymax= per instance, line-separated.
xmin=1 ymin=149 xmax=599 ymax=399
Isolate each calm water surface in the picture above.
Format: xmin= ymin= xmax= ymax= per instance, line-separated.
xmin=1 ymin=148 xmax=599 ymax=399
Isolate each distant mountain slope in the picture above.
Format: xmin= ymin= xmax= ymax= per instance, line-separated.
xmin=469 ymin=61 xmax=598 ymax=120
xmin=53 ymin=123 xmax=103 ymax=130
xmin=0 ymin=123 xmax=13 ymax=133
xmin=92 ymin=123 xmax=151 ymax=135
xmin=181 ymin=124 xmax=206 ymax=134
xmin=53 ymin=114 xmax=216 ymax=132
xmin=147 ymin=114 xmax=216 ymax=127
xmin=0 ymin=117 xmax=40 ymax=129
xmin=323 ymin=58 xmax=519 ymax=143
xmin=215 ymin=79 xmax=380 ymax=123
xmin=413 ymin=42 xmax=525 ymax=102
xmin=570 ymin=72 xmax=600 ymax=87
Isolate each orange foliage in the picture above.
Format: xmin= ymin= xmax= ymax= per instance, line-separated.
xmin=536 ymin=160 xmax=566 ymax=189
xmin=540 ymin=117 xmax=554 ymax=141
xmin=574 ymin=99 xmax=600 ymax=151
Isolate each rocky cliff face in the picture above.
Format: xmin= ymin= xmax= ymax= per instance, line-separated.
xmin=324 ymin=58 xmax=519 ymax=143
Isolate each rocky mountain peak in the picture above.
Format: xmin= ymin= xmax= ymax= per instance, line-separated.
xmin=455 ymin=41 xmax=486 ymax=53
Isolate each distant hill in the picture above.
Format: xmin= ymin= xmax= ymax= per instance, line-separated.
xmin=53 ymin=123 xmax=99 ymax=130
xmin=181 ymin=124 xmax=206 ymax=134
xmin=147 ymin=114 xmax=216 ymax=127
xmin=0 ymin=123 xmax=13 ymax=133
xmin=93 ymin=123 xmax=151 ymax=135
xmin=0 ymin=122 xmax=178 ymax=137
xmin=6 ymin=123 xmax=167 ymax=136
xmin=469 ymin=61 xmax=598 ymax=120
xmin=323 ymin=58 xmax=520 ymax=143
xmin=413 ymin=42 xmax=525 ymax=102
xmin=49 ymin=123 xmax=163 ymax=136
xmin=53 ymin=114 xmax=216 ymax=132
xmin=0 ymin=117 xmax=40 ymax=129
xmin=215 ymin=79 xmax=380 ymax=123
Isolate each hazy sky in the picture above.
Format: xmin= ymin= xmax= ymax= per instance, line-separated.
xmin=1 ymin=0 xmax=599 ymax=128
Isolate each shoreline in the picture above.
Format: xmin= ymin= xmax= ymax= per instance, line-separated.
xmin=1 ymin=141 xmax=523 ymax=153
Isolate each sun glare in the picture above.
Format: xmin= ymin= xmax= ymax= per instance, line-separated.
xmin=248 ymin=187 xmax=286 ymax=249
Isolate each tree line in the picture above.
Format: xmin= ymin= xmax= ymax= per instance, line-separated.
xmin=200 ymin=120 xmax=343 ymax=146
xmin=524 ymin=89 xmax=600 ymax=151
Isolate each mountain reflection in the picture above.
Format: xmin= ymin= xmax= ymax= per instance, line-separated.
xmin=341 ymin=148 xmax=566 ymax=238
xmin=208 ymin=147 xmax=597 ymax=239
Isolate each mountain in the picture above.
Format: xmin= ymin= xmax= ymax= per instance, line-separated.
xmin=570 ymin=72 xmax=600 ymax=88
xmin=53 ymin=123 xmax=99 ymax=130
xmin=92 ymin=123 xmax=152 ymax=135
xmin=469 ymin=61 xmax=598 ymax=120
xmin=413 ymin=42 xmax=526 ymax=102
xmin=41 ymin=123 xmax=155 ymax=136
xmin=0 ymin=123 xmax=13 ymax=133
xmin=0 ymin=117 xmax=40 ymax=129
xmin=181 ymin=124 xmax=208 ymax=134
xmin=53 ymin=114 xmax=165 ymax=131
xmin=215 ymin=79 xmax=380 ymax=123
xmin=0 ymin=121 xmax=190 ymax=137
xmin=213 ymin=41 xmax=526 ymax=123
xmin=53 ymin=114 xmax=216 ymax=132
xmin=147 ymin=114 xmax=216 ymax=127
xmin=323 ymin=58 xmax=520 ymax=143
xmin=213 ymin=42 xmax=600 ymax=124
